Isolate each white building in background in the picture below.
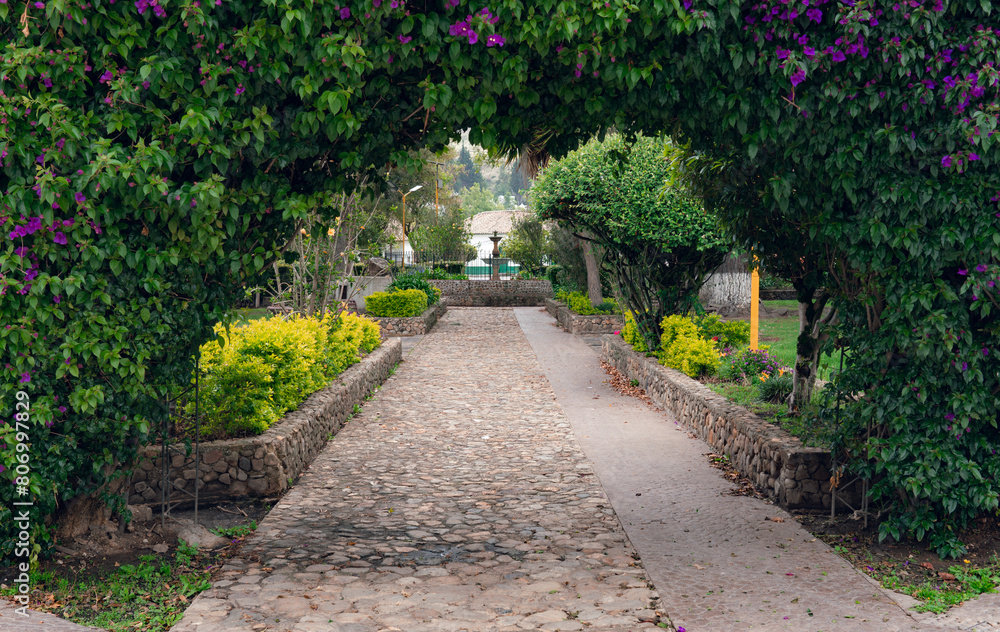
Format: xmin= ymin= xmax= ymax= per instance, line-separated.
xmin=466 ymin=209 xmax=532 ymax=255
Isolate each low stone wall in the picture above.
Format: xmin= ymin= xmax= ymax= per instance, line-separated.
xmin=601 ymin=335 xmax=856 ymax=510
xmin=545 ymin=298 xmax=622 ymax=334
xmin=127 ymin=338 xmax=403 ymax=507
xmin=370 ymin=301 xmax=447 ymax=337
xmin=429 ymin=279 xmax=552 ymax=306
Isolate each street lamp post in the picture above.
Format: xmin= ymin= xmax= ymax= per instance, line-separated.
xmin=401 ymin=185 xmax=422 ymax=263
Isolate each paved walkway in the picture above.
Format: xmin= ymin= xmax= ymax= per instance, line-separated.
xmin=6 ymin=307 xmax=997 ymax=632
xmin=171 ymin=308 xmax=663 ymax=632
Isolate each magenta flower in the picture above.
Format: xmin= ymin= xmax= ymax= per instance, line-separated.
xmin=58 ymin=406 xmax=67 ymax=413
xmin=969 ymin=153 xmax=980 ymax=161
xmin=53 ymin=294 xmax=61 ymax=303
xmin=983 ymin=348 xmax=990 ymax=357
xmin=339 ymin=6 xmax=350 ymax=19
xmin=790 ymin=67 xmax=806 ymax=86
xmin=235 ymin=84 xmax=245 ymax=95
xmin=99 ymin=70 xmax=114 ymax=83
xmin=976 ymin=264 xmax=987 ymax=272
xmin=942 ymin=156 xmax=953 ymax=167
xmin=142 ymin=80 xmax=150 ymax=89
xmin=398 ymin=34 xmax=412 ymax=44
xmin=958 ymin=269 xmax=967 ymax=275
xmin=34 ymin=1 xmax=44 ymax=7
xmin=486 ymin=34 xmax=505 ymax=47
xmin=806 ymin=7 xmax=822 ymax=21
xmin=74 ymin=192 xmax=86 ymax=204
xmin=19 ymin=372 xmax=30 ymax=383
xmin=467 ymin=31 xmax=478 ymax=44
xmin=53 ymin=232 xmax=68 ymax=245
xmin=190 ymin=200 xmax=197 ymax=208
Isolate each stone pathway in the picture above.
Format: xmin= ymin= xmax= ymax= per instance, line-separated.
xmin=171 ymin=308 xmax=664 ymax=632
xmin=6 ymin=307 xmax=997 ymax=632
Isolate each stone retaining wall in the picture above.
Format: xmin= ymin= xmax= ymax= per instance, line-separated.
xmin=127 ymin=338 xmax=403 ymax=507
xmin=371 ymin=301 xmax=447 ymax=336
xmin=429 ymin=279 xmax=552 ymax=306
xmin=545 ymin=298 xmax=622 ymax=334
xmin=601 ymin=335 xmax=857 ymax=510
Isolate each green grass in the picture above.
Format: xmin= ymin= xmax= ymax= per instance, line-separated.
xmin=233 ymin=308 xmax=270 ymax=322
xmin=0 ymin=542 xmax=218 ymax=631
xmin=705 ymin=380 xmax=830 ymax=446
xmin=762 ymin=299 xmax=799 ymax=309
xmin=825 ymin=544 xmax=1000 ymax=614
xmin=210 ymin=520 xmax=257 ymax=539
xmin=747 ymin=302 xmax=838 ymax=380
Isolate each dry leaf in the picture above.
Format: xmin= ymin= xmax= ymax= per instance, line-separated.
xmin=920 ymin=562 xmax=935 ymax=571
xmin=770 ymin=517 xmax=785 ymax=523
xmin=938 ymin=572 xmax=956 ymax=581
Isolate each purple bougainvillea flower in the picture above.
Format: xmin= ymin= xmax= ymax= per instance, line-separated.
xmin=776 ymin=48 xmax=790 ymax=59
xmin=99 ymin=69 xmax=114 ymax=83
xmin=91 ymin=220 xmax=102 ymax=234
xmin=59 ymin=406 xmax=67 ymax=413
xmin=74 ymin=192 xmax=86 ymax=204
xmin=486 ymin=34 xmax=505 ymax=47
xmin=339 ymin=6 xmax=350 ymax=19
xmin=976 ymin=264 xmax=987 ymax=272
xmin=142 ymin=80 xmax=150 ymax=89
xmin=962 ymin=362 xmax=969 ymax=371
xmin=34 ymin=1 xmax=44 ymax=7
xmin=969 ymin=153 xmax=980 ymax=161
xmin=467 ymin=31 xmax=478 ymax=44
xmin=191 ymin=200 xmax=197 ymax=208
xmin=983 ymin=348 xmax=990 ymax=357
xmin=19 ymin=372 xmax=30 ymax=383
xmin=398 ymin=34 xmax=412 ymax=44
xmin=941 ymin=155 xmax=952 ymax=167
xmin=52 ymin=232 xmax=68 ymax=245
xmin=235 ymin=84 xmax=245 ymax=95
xmin=945 ymin=413 xmax=955 ymax=421
xmin=53 ymin=294 xmax=62 ymax=303
xmin=790 ymin=67 xmax=806 ymax=86
xmin=806 ymin=7 xmax=822 ymax=21
xmin=446 ymin=0 xmax=458 ymax=6
xmin=831 ymin=50 xmax=846 ymax=62
xmin=52 ymin=202 xmax=60 ymax=210
xmin=958 ymin=269 xmax=967 ymax=275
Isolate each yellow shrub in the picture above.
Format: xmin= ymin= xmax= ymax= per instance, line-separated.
xmin=659 ymin=314 xmax=700 ymax=350
xmin=196 ymin=313 xmax=382 ymax=438
xmin=621 ymin=309 xmax=650 ymax=353
xmin=658 ymin=334 xmax=721 ymax=378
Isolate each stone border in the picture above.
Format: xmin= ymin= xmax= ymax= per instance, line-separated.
xmin=127 ymin=338 xmax=403 ymax=507
xmin=429 ymin=279 xmax=552 ymax=306
xmin=369 ymin=300 xmax=447 ymax=337
xmin=601 ymin=335 xmax=858 ymax=510
xmin=545 ymin=298 xmax=623 ymax=334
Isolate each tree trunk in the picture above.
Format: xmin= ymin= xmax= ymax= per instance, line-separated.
xmin=579 ymin=233 xmax=603 ymax=307
xmin=789 ymin=286 xmax=835 ymax=411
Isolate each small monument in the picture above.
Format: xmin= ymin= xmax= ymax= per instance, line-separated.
xmin=481 ymin=231 xmax=510 ymax=281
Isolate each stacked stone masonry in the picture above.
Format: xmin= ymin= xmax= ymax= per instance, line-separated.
xmin=545 ymin=298 xmax=623 ymax=334
xmin=371 ymin=301 xmax=447 ymax=337
xmin=429 ymin=279 xmax=552 ymax=306
xmin=601 ymin=335 xmax=858 ymax=510
xmin=127 ymin=339 xmax=403 ymax=507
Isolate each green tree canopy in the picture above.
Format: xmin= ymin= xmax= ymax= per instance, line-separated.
xmin=533 ymin=135 xmax=728 ymax=347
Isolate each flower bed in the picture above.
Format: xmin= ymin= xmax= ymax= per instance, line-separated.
xmin=601 ymin=335 xmax=859 ymax=510
xmin=126 ymin=338 xmax=402 ymax=506
xmin=545 ymin=298 xmax=622 ymax=334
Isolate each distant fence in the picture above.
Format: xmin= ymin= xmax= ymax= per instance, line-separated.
xmin=382 ymin=245 xmax=521 ymax=280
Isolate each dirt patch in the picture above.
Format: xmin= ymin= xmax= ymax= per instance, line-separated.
xmin=0 ymin=500 xmax=273 ymax=587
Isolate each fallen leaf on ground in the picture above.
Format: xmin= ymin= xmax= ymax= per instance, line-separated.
xmin=770 ymin=517 xmax=785 ymax=523
xmin=938 ymin=572 xmax=956 ymax=581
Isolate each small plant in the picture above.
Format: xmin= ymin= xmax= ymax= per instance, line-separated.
xmin=757 ymin=372 xmax=793 ymax=404
xmin=555 ymin=290 xmax=618 ymax=315
xmin=211 ymin=521 xmax=258 ymax=539
xmin=728 ymin=348 xmax=787 ymax=383
xmin=693 ymin=313 xmax=751 ymax=349
xmin=629 ymin=378 xmax=639 ymax=387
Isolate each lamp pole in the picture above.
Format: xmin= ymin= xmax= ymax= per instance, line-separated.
xmin=401 ymin=185 xmax=422 ymax=260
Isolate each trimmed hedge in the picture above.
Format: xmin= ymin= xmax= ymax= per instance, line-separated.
xmin=195 ymin=313 xmax=381 ymax=438
xmin=388 ymin=274 xmax=441 ymax=305
xmin=365 ymin=289 xmax=429 ymax=317
xmin=555 ymin=290 xmax=618 ymax=315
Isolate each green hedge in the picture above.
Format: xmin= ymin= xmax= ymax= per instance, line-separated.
xmin=196 ymin=313 xmax=381 ymax=438
xmin=365 ymin=289 xmax=428 ymax=317
xmin=555 ymin=290 xmax=618 ymax=315
xmin=387 ymin=274 xmax=441 ymax=305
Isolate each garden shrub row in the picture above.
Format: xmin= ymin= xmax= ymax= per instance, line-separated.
xmin=555 ymin=290 xmax=618 ymax=315
xmin=196 ymin=313 xmax=381 ymax=438
xmin=620 ymin=311 xmax=791 ymax=404
xmin=365 ymin=288 xmax=429 ymax=318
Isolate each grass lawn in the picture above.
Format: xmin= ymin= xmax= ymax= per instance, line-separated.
xmin=744 ymin=301 xmax=838 ymax=379
xmin=232 ymin=307 xmax=271 ymax=322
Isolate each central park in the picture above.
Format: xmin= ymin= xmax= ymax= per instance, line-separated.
xmin=1 ymin=0 xmax=999 ymax=630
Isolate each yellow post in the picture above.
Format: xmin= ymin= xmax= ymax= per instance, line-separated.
xmin=750 ymin=264 xmax=760 ymax=350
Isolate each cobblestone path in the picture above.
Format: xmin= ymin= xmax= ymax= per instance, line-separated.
xmin=172 ymin=308 xmax=663 ymax=632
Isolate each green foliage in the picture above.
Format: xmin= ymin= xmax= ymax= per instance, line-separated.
xmin=365 ymin=289 xmax=428 ymax=318
xmin=407 ymin=206 xmax=475 ymax=258
xmin=412 ymin=268 xmax=468 ymax=280
xmin=211 ymin=520 xmax=258 ymax=539
xmin=387 ymin=274 xmax=441 ymax=305
xmin=501 ymin=215 xmax=552 ymax=275
xmin=656 ymin=315 xmax=720 ymax=378
xmin=196 ymin=313 xmax=379 ymax=438
xmin=728 ymin=348 xmax=788 ymax=383
xmin=556 ymin=290 xmax=617 ymax=315
xmin=693 ymin=313 xmax=751 ymax=349
xmin=621 ymin=310 xmax=651 ymax=354
xmin=533 ymin=135 xmax=728 ymax=350
xmin=757 ymin=374 xmax=794 ymax=405
xmin=459 ymin=183 xmax=501 ymax=217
